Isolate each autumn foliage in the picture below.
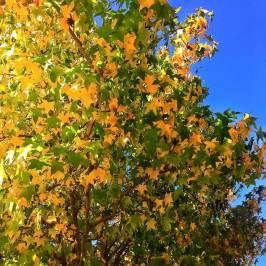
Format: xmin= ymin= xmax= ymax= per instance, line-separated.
xmin=0 ymin=0 xmax=265 ymax=265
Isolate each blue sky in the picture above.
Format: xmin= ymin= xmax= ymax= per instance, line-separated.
xmin=169 ymin=0 xmax=266 ymax=265
xmin=170 ymin=0 xmax=266 ymax=128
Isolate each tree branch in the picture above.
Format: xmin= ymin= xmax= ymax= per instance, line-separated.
xmin=80 ymin=184 xmax=92 ymax=264
xmin=112 ymin=239 xmax=131 ymax=265
xmin=68 ymin=26 xmax=91 ymax=63
xmin=70 ymin=189 xmax=82 ymax=261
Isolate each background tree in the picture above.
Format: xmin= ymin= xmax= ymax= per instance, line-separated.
xmin=0 ymin=0 xmax=265 ymax=265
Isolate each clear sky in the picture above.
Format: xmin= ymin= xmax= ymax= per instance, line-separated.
xmin=169 ymin=0 xmax=266 ymax=265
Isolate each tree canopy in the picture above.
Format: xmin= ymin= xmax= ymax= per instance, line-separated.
xmin=0 ymin=0 xmax=265 ymax=265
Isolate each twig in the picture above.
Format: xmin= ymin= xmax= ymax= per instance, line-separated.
xmin=68 ymin=26 xmax=91 ymax=63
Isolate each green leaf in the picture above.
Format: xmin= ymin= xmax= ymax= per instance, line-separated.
xmin=62 ymin=126 xmax=76 ymax=142
xmin=92 ymin=189 xmax=107 ymax=205
xmin=49 ymin=67 xmax=61 ymax=83
xmin=0 ymin=236 xmax=8 ymax=249
xmin=51 ymin=162 xmax=64 ymax=174
xmin=162 ymin=216 xmax=172 ymax=232
xmin=46 ymin=117 xmax=59 ymax=128
xmin=94 ymin=123 xmax=105 ymax=138
xmin=110 ymin=184 xmax=120 ymax=198
xmin=22 ymin=185 xmax=35 ymax=201
xmin=175 ymin=7 xmax=182 ymax=14
xmin=144 ymin=127 xmax=159 ymax=155
xmin=67 ymin=152 xmax=88 ymax=168
xmin=121 ymin=196 xmax=132 ymax=209
xmin=29 ymin=159 xmax=47 ymax=170
xmin=47 ymin=0 xmax=61 ymax=13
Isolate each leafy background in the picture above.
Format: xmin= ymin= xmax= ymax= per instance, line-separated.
xmin=169 ymin=0 xmax=266 ymax=264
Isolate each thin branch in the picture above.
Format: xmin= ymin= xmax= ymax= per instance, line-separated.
xmin=112 ymin=239 xmax=131 ymax=265
xmin=0 ymin=134 xmax=33 ymax=142
xmin=87 ymin=118 xmax=95 ymax=139
xmin=68 ymin=26 xmax=91 ymax=63
xmin=70 ymin=190 xmax=81 ymax=259
xmin=80 ymin=184 xmax=92 ymax=264
xmin=48 ymin=1 xmax=91 ymax=65
xmin=89 ymin=212 xmax=117 ymax=228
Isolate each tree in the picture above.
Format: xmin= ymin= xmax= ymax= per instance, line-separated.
xmin=0 ymin=0 xmax=265 ymax=265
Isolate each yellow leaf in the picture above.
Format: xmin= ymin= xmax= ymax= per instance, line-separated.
xmin=85 ymin=170 xmax=97 ymax=187
xmin=204 ymin=139 xmax=218 ymax=155
xmin=136 ymin=184 xmax=147 ymax=195
xmin=243 ymin=113 xmax=250 ymax=121
xmin=43 ymin=134 xmax=53 ymax=142
xmin=144 ymin=74 xmax=159 ymax=94
xmin=108 ymin=112 xmax=117 ymax=126
xmin=142 ymin=201 xmax=149 ymax=208
xmin=124 ymin=33 xmax=136 ymax=53
xmin=40 ymin=100 xmax=54 ymax=113
xmin=79 ymin=88 xmax=95 ymax=108
xmin=146 ymin=97 xmax=161 ymax=114
xmin=34 ymin=237 xmax=45 ymax=247
xmin=117 ymin=105 xmax=126 ymax=113
xmin=258 ymin=145 xmax=266 ymax=163
xmin=32 ymin=175 xmax=42 ymax=185
xmin=59 ymin=3 xmax=75 ymax=32
xmin=51 ymin=171 xmax=64 ymax=181
xmin=197 ymin=16 xmax=207 ymax=29
xmin=140 ymin=214 xmax=147 ymax=222
xmin=164 ymin=193 xmax=173 ymax=205
xmin=109 ymin=97 xmax=118 ymax=110
xmin=0 ymin=162 xmax=7 ymax=186
xmin=58 ymin=112 xmax=70 ymax=124
xmin=105 ymin=62 xmax=117 ymax=77
xmin=9 ymin=136 xmax=24 ymax=147
xmin=155 ymin=120 xmax=173 ymax=137
xmin=55 ymin=223 xmax=65 ymax=232
xmin=205 ymin=139 xmax=217 ymax=150
xmin=74 ymin=137 xmax=88 ymax=148
xmin=102 ymin=158 xmax=110 ymax=170
xmin=47 ymin=216 xmax=57 ymax=224
xmin=146 ymin=167 xmax=159 ymax=181
xmin=161 ymin=100 xmax=177 ymax=114
xmin=61 ymin=2 xmax=75 ymax=18
xmin=19 ymin=197 xmax=29 ymax=208
xmin=159 ymin=206 xmax=165 ymax=215
xmin=190 ymin=133 xmax=201 ymax=145
xmin=190 ymin=222 xmax=196 ymax=231
xmin=104 ymin=134 xmax=115 ymax=145
xmin=16 ymin=242 xmax=27 ymax=253
xmin=84 ymin=167 xmax=107 ymax=187
xmin=229 ymin=127 xmax=239 ymax=143
xmin=177 ymin=66 xmax=189 ymax=77
xmin=32 ymin=254 xmax=40 ymax=264
xmin=139 ymin=0 xmax=155 ymax=10
xmin=95 ymin=167 xmax=107 ymax=183
xmin=39 ymin=192 xmax=46 ymax=202
xmin=161 ymin=252 xmax=170 ymax=262
xmin=146 ymin=218 xmax=156 ymax=230
xmin=49 ymin=194 xmax=65 ymax=206
xmin=187 ymin=115 xmax=198 ymax=124
xmin=154 ymin=198 xmax=163 ymax=207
